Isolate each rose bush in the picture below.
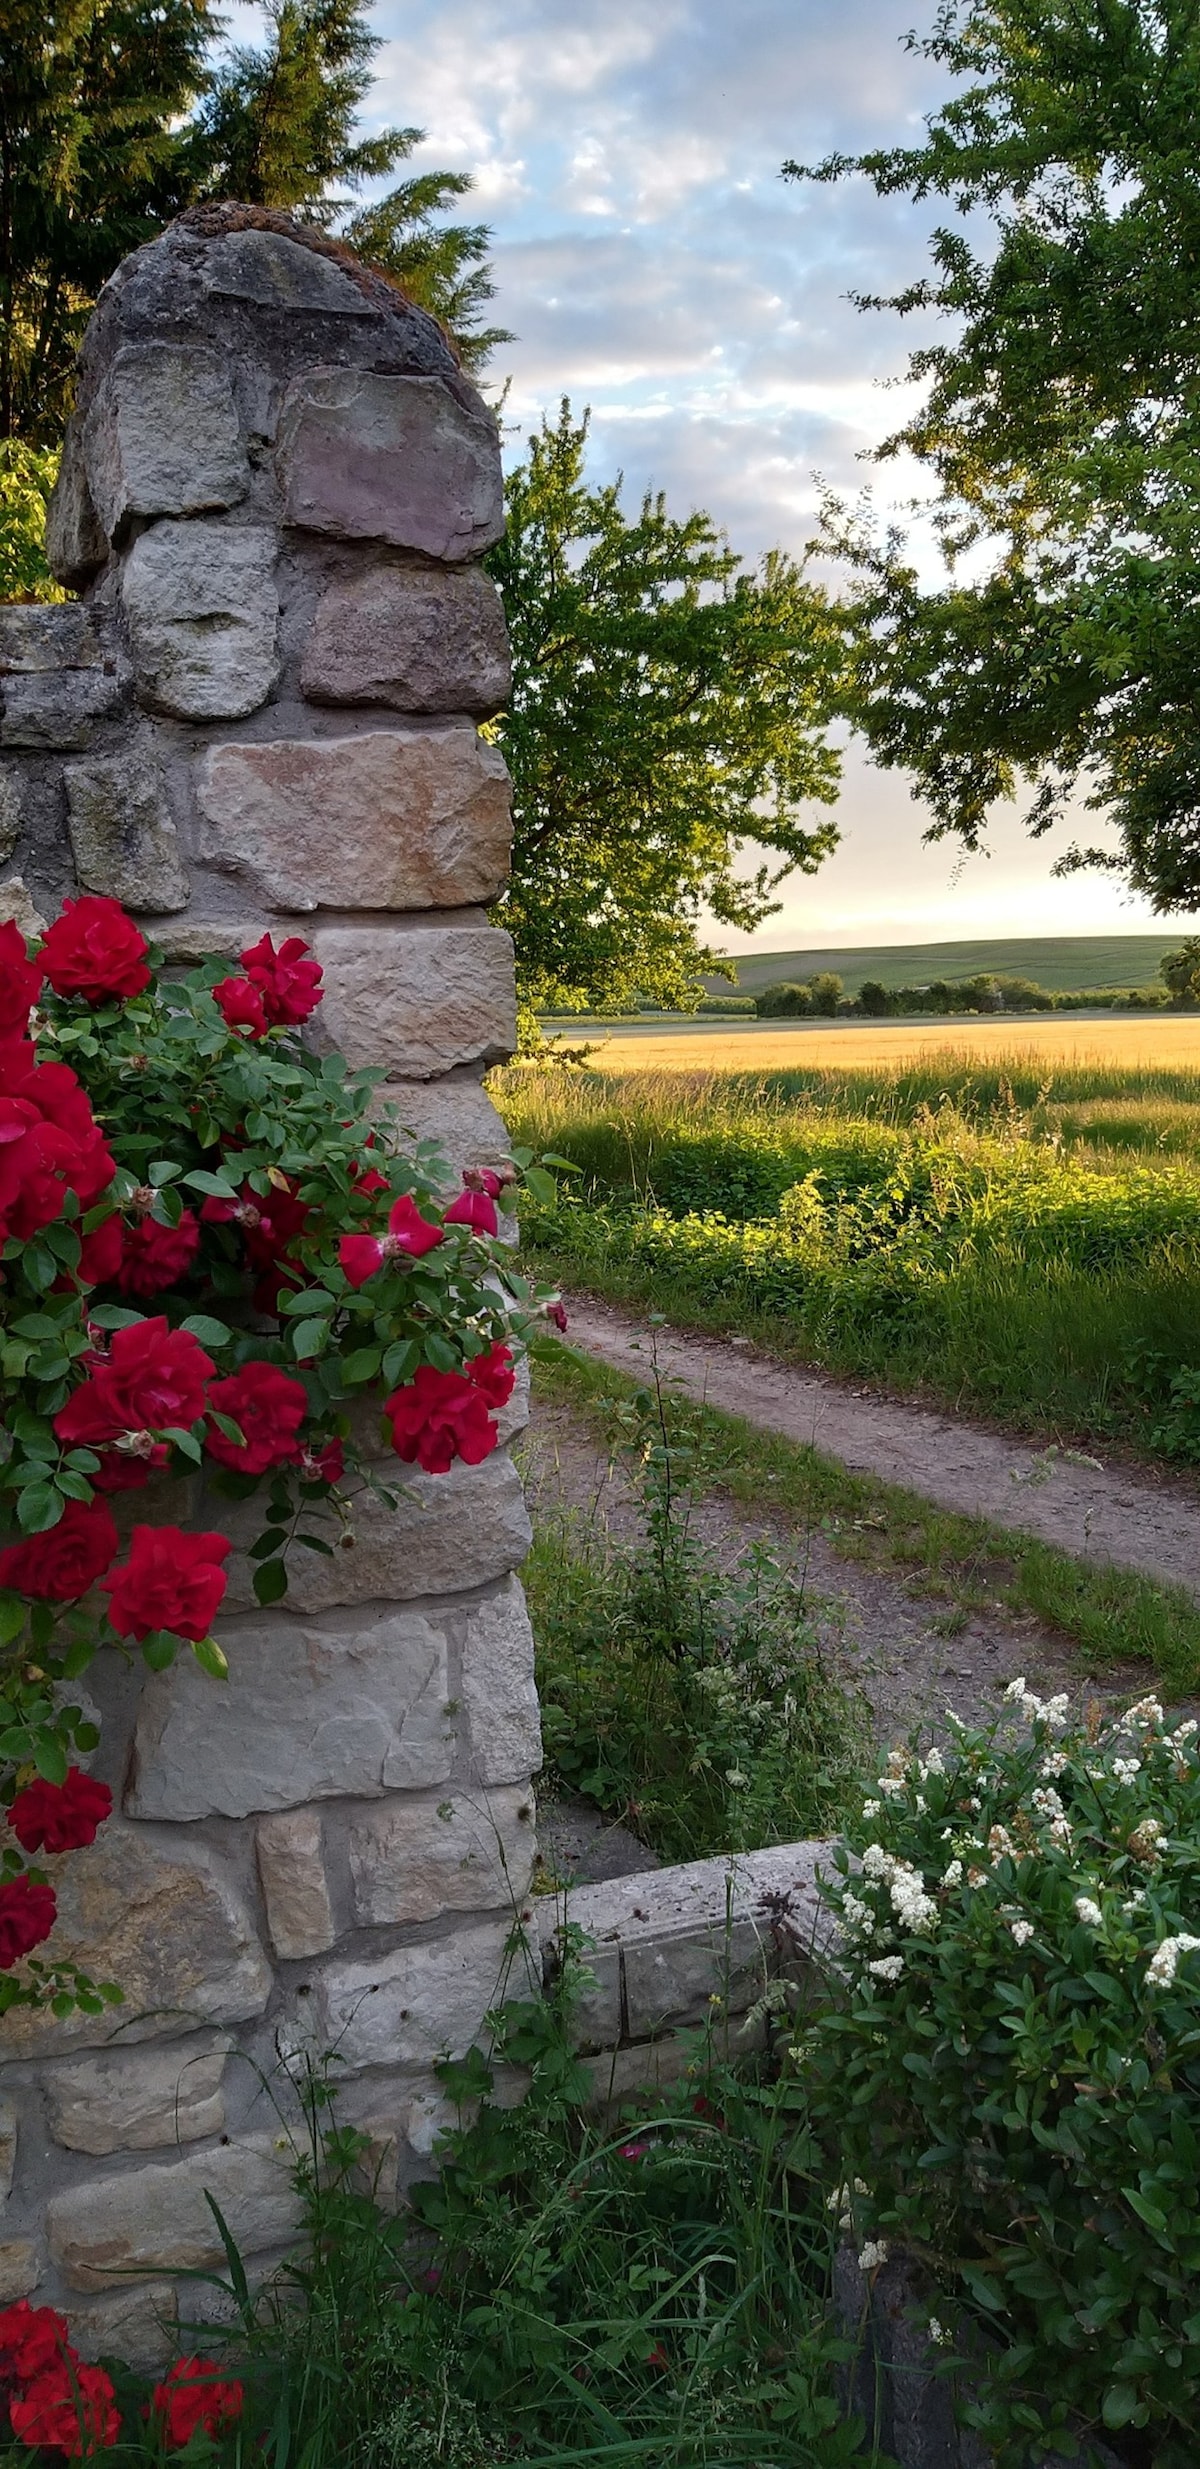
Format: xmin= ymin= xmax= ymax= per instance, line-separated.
xmin=0 ymin=897 xmax=555 ymax=2017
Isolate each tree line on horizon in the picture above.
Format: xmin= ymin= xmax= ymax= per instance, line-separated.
xmin=2 ymin=0 xmax=1199 ymax=1019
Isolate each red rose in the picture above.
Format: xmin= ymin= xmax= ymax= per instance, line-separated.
xmin=87 ymin=1442 xmax=170 ymax=1493
xmin=465 ymin=1342 xmax=516 ymax=1409
xmin=443 ymin=1185 xmax=499 ymax=1236
xmin=76 ymin=1217 xmax=124 ymax=1287
xmin=152 ymin=2358 xmax=243 ymax=2448
xmin=0 ymin=2300 xmax=71 ymax=2382
xmin=0 ymin=922 xmax=44 ymax=1042
xmin=205 ymin=1362 xmax=308 ymax=1475
xmin=54 ymin=1318 xmax=215 ymax=1451
xmin=10 ymin=2359 xmax=120 ymax=2455
xmin=116 ymin=1211 xmax=200 ymax=1299
xmin=352 ymin=1165 xmax=389 ymax=1196
xmin=339 ymin=1195 xmax=444 ymax=1288
xmin=0 ymin=1050 xmax=114 ymax=1244
xmin=8 ymin=1769 xmax=113 ymax=1856
xmin=212 ymin=977 xmax=269 ymax=1039
xmin=545 ymin=1298 xmax=569 ymax=1333
xmin=241 ymin=933 xmax=323 ymax=1026
xmin=339 ymin=1234 xmax=387 ymax=1289
xmin=295 ymin=1436 xmax=344 ymax=1484
xmin=100 ymin=1526 xmax=230 ymax=1642
xmin=384 ymin=1366 xmax=499 ymax=1475
xmin=40 ymin=897 xmax=150 ymax=1003
xmin=0 ymin=1499 xmax=118 ymax=1602
xmin=0 ymin=1876 xmax=57 ymax=1968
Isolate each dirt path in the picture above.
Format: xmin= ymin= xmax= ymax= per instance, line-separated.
xmin=563 ymin=1301 xmax=1200 ymax=1603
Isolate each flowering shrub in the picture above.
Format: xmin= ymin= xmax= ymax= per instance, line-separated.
xmin=0 ymin=2299 xmax=245 ymax=2455
xmin=0 ymin=898 xmax=551 ymax=2017
xmin=807 ymin=1686 xmax=1200 ymax=2462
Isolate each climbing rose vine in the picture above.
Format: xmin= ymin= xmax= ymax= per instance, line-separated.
xmin=0 ymin=897 xmax=553 ymax=2019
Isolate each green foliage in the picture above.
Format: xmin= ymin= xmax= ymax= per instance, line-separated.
xmin=755 ymin=983 xmax=815 ymax=1019
xmin=0 ymin=440 xmax=64 ymax=599
xmin=527 ymin=1361 xmax=868 ymax=1862
xmin=790 ymin=0 xmax=1200 ymax=911
xmin=487 ymin=401 xmax=845 ymax=1014
xmin=1160 ymin=939 xmax=1200 ymax=1005
xmin=808 ymin=1689 xmax=1200 ymax=2463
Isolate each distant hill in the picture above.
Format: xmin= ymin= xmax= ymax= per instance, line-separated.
xmin=707 ymin=935 xmax=1185 ymax=998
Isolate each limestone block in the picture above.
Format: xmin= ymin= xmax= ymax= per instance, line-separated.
xmin=461 ymin=1576 xmax=542 ymax=1786
xmin=47 ymin=2136 xmax=302 ymax=2292
xmin=0 ymin=605 xmax=100 ymax=672
xmin=197 ymin=726 xmax=510 ymax=912
xmin=0 ymin=670 xmax=121 ymax=750
xmin=84 ymin=343 xmax=248 ymax=538
xmin=348 ymin=1785 xmax=535 ymax=1927
xmin=43 ymin=2035 xmax=229 ymax=2157
xmin=220 ymin=1450 xmax=531 ymax=1616
xmin=64 ymin=751 xmax=190 ymax=913
xmin=0 ymin=2245 xmax=38 ymax=2301
xmin=311 ymin=926 xmax=516 ymax=1078
xmin=278 ymin=370 xmax=503 ymax=560
xmin=312 ymin=1918 xmax=514 ymax=2069
xmin=302 ymin=565 xmax=511 ymax=714
xmin=121 ymin=521 xmax=279 ymax=719
xmin=0 ymin=2102 xmax=16 ymax=2198
xmin=202 ymin=226 xmax=374 ymax=316
xmin=381 ymin=1077 xmax=514 ymax=1183
xmin=45 ymin=421 xmax=107 ymax=588
xmin=256 ymin=1809 xmax=336 ymax=1960
xmin=0 ymin=1825 xmax=270 ymax=2059
xmin=154 ymin=918 xmax=247 ymax=961
xmin=71 ymin=2281 xmax=178 ymax=2370
xmin=127 ymin=1605 xmax=458 ymax=1820
xmin=0 ymin=775 xmax=20 ymax=862
xmin=0 ymin=880 xmax=46 ymax=938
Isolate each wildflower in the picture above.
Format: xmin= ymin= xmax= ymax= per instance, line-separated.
xmin=840 ymin=1893 xmax=874 ymax=1940
xmin=1171 ymin=1718 xmax=1198 ymax=1743
xmin=867 ymin=1955 xmax=904 ymax=1983
xmin=1004 ymin=1678 xmax=1027 ymax=1703
xmin=861 ymin=1799 xmax=881 ymax=1820
xmin=725 ymin=1768 xmax=749 ymax=1788
xmin=617 ymin=2141 xmax=650 ymax=2162
xmin=1074 ymin=1897 xmax=1103 ymax=1928
xmin=919 ymin=1748 xmax=945 ymax=1778
xmin=1040 ymin=1751 xmax=1068 ymax=1779
xmin=927 ymin=2317 xmax=951 ymax=2349
xmin=1031 ymin=1787 xmax=1064 ymax=1821
xmin=942 ymin=1859 xmax=963 ymax=1888
xmin=1006 ymin=1915 xmax=1035 ymax=1947
xmin=987 ymin=1825 xmax=1015 ymax=1862
xmin=1128 ymin=1818 xmax=1164 ymax=1865
xmin=1112 ymin=1758 xmax=1142 ymax=1785
xmin=1119 ymin=1696 xmax=1164 ymax=1732
xmin=1146 ymin=1934 xmax=1200 ymax=1991
xmin=858 ymin=2240 xmax=889 ymax=2273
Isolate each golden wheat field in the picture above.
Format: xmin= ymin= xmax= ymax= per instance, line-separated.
xmin=583 ymin=1016 xmax=1200 ymax=1073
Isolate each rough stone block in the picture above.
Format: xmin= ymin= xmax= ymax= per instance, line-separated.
xmin=0 ymin=2102 xmax=16 ymax=2198
xmin=47 ymin=2137 xmax=302 ymax=2292
xmin=127 ymin=1605 xmax=458 ymax=1820
xmin=301 ymin=564 xmax=511 ymax=714
xmin=311 ymin=925 xmax=516 ymax=1077
xmin=64 ymin=751 xmax=190 ymax=912
xmin=202 ymin=227 xmax=374 ymax=316
xmin=0 ymin=1825 xmax=270 ymax=2059
xmin=0 ymin=606 xmax=100 ymax=672
xmin=43 ymin=2034 xmax=229 ymax=2156
xmin=71 ymin=2281 xmax=178 ymax=2371
xmin=45 ymin=421 xmax=107 ymax=588
xmin=0 ymin=880 xmax=46 ymax=938
xmin=121 ymin=521 xmax=279 ymax=719
xmin=0 ymin=2245 xmax=38 ymax=2302
xmin=311 ymin=1919 xmax=515 ymax=2069
xmin=256 ymin=1809 xmax=335 ymax=1960
xmin=197 ymin=726 xmax=510 ymax=911
xmin=0 ymin=775 xmax=19 ymax=862
xmin=153 ymin=919 xmax=247 ymax=961
xmin=278 ymin=370 xmax=503 ymax=560
xmin=0 ymin=670 xmax=121 ymax=750
xmin=347 ymin=1785 xmax=535 ymax=1926
xmin=220 ymin=1450 xmax=530 ymax=1616
xmin=380 ymin=1076 xmax=514 ymax=1183
xmin=84 ymin=343 xmax=248 ymax=537
xmin=461 ymin=1576 xmax=542 ymax=1786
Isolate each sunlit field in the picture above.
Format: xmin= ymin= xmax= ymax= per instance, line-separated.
xmin=578 ymin=1015 xmax=1200 ymax=1074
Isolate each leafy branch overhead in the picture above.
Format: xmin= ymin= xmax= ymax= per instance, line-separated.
xmin=787 ymin=0 xmax=1200 ymax=913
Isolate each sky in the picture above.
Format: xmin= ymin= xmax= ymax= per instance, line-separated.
xmin=236 ymin=0 xmax=1188 ymax=954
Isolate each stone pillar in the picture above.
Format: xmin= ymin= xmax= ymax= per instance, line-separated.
xmin=0 ymin=206 xmax=540 ymax=2362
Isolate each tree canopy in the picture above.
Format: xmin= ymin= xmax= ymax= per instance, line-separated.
xmin=487 ymin=403 xmax=844 ymax=1014
xmin=788 ymin=0 xmax=1200 ymax=913
xmin=0 ymin=0 xmax=506 ymax=448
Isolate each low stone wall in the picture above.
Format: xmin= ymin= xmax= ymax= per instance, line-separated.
xmin=0 ymin=205 xmax=540 ymax=2359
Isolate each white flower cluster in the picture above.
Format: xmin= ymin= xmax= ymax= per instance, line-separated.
xmin=1117 ymin=1696 xmax=1164 ymax=1734
xmin=987 ymin=1824 xmax=1016 ymax=1862
xmin=841 ymin=1892 xmax=876 ymax=1942
xmin=826 ymin=2177 xmax=869 ymax=2229
xmin=1111 ymin=1757 xmax=1142 ymax=1785
xmin=867 ymin=1954 xmax=905 ymax=1983
xmin=1031 ymin=1785 xmax=1064 ymax=1821
xmin=942 ymin=1858 xmax=964 ymax=1888
xmin=1128 ymin=1816 xmax=1165 ymax=1865
xmin=861 ymin=1841 xmax=940 ymax=1933
xmin=1039 ymin=1750 xmax=1068 ymax=1779
xmin=1074 ymin=1896 xmax=1103 ymax=1929
xmin=1004 ymin=1911 xmax=1035 ymax=1948
xmin=1146 ymin=1934 xmax=1200 ymax=1991
xmin=1171 ymin=1718 xmax=1198 ymax=1745
xmin=1003 ymin=1678 xmax=1070 ymax=1732
xmin=857 ymin=2239 xmax=889 ymax=2273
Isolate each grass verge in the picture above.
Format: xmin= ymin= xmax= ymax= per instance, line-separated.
xmin=531 ymin=1343 xmax=1200 ymax=1695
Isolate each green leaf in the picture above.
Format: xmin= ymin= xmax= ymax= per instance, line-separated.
xmin=179 ymin=1315 xmax=233 ymax=1348
xmin=17 ymin=1484 xmax=61 ymax=1535
xmin=522 ymin=1166 xmax=557 ymax=1205
xmin=191 ymin=1635 xmax=229 ymax=1680
xmin=0 ymin=1597 xmax=26 ymax=1647
xmin=341 ymin=1346 xmax=382 ymax=1384
xmin=85 ymin=1305 xmax=144 ymax=1331
xmin=163 ymin=1427 xmax=203 ymax=1464
xmin=140 ymin=1633 xmax=179 ymax=1673
xmin=381 ymin=1339 xmax=419 ymax=1387
xmin=253 ymin=1558 xmax=288 ymax=1606
xmin=182 ymin=1169 xmax=239 ymax=1199
xmin=291 ymin=1320 xmax=328 ymax=1360
xmin=279 ymin=1289 xmax=337 ymax=1317
xmin=249 ymin=1528 xmax=288 ymax=1560
xmin=32 ymin=1733 xmax=69 ymax=1784
xmin=148 ymin=1161 xmax=184 ymax=1186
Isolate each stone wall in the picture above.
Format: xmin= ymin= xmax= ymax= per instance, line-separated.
xmin=0 ymin=206 xmax=540 ymax=2361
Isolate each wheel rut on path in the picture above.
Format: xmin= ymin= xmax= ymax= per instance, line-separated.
xmin=563 ymin=1301 xmax=1200 ymax=1603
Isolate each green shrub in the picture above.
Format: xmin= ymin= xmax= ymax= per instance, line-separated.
xmin=807 ymin=1689 xmax=1200 ymax=2465
xmin=756 ymin=981 xmax=814 ymax=1017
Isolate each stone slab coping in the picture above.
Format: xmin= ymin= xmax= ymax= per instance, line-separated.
xmin=536 ymin=1840 xmax=835 ymax=2052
